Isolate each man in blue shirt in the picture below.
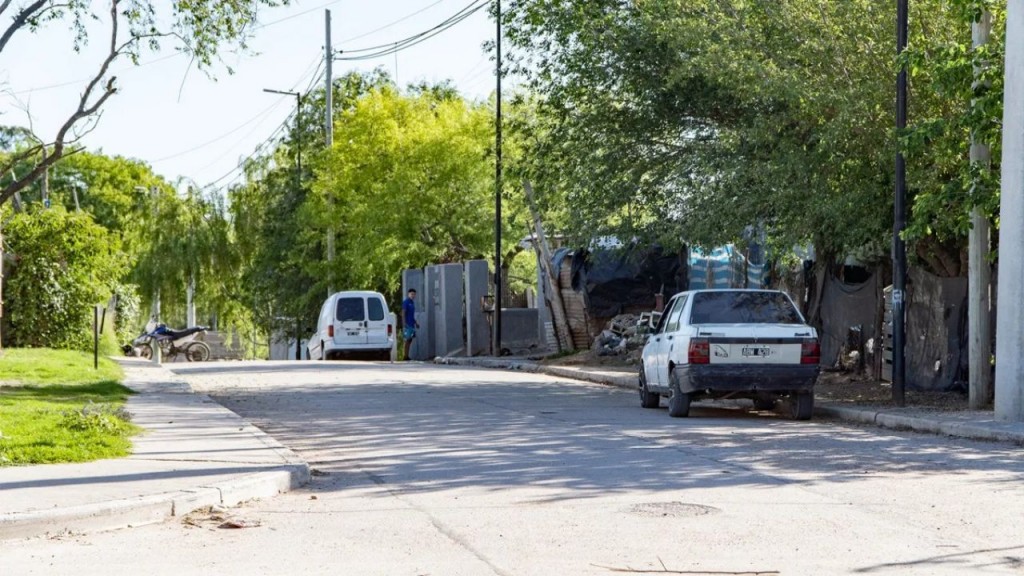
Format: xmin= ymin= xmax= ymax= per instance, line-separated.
xmin=402 ymin=289 xmax=419 ymax=361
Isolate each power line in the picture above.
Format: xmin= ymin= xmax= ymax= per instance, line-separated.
xmin=253 ymin=0 xmax=344 ymax=30
xmin=338 ymin=0 xmax=448 ymax=44
xmin=150 ymin=97 xmax=289 ymax=163
xmin=196 ymin=59 xmax=326 ymax=189
xmin=202 ymin=66 xmax=327 ymax=189
xmin=149 ymin=53 xmax=322 ymax=164
xmin=9 ymin=52 xmax=184 ymax=96
xmin=335 ymin=0 xmax=487 ymax=61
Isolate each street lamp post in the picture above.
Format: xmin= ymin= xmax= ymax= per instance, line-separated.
xmin=263 ymin=88 xmax=303 ymax=194
xmin=263 ymin=88 xmax=304 ymax=361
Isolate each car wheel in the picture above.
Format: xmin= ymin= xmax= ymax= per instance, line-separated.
xmin=667 ymin=370 xmax=691 ymax=418
xmin=639 ymin=367 xmax=660 ymax=409
xmin=791 ymin=392 xmax=814 ymax=421
xmin=753 ymin=397 xmax=777 ymax=411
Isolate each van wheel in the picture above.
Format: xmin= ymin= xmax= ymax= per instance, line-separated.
xmin=639 ymin=368 xmax=660 ymax=409
xmin=667 ymin=370 xmax=691 ymax=418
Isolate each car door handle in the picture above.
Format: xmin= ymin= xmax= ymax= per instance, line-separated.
xmin=667 ymin=335 xmax=673 ymax=340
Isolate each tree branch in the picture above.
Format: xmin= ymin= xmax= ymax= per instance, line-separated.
xmin=0 ymin=0 xmax=122 ymax=207
xmin=0 ymin=0 xmax=47 ymax=54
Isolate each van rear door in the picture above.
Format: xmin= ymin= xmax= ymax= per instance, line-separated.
xmin=365 ymin=296 xmax=390 ymax=348
xmin=334 ymin=296 xmax=368 ymax=345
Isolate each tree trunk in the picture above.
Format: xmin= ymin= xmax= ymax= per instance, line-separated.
xmin=524 ymin=180 xmax=573 ymax=352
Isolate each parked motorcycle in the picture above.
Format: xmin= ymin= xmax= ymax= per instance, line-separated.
xmin=123 ymin=321 xmax=211 ymax=362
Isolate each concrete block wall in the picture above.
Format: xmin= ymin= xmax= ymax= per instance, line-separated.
xmin=402 ymin=269 xmax=429 ymax=361
xmin=465 ymin=260 xmax=491 ymax=356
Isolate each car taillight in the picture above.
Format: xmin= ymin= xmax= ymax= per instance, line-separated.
xmin=387 ymin=324 xmax=393 ymax=338
xmin=688 ymin=338 xmax=710 ymax=365
xmin=328 ymin=325 xmax=334 ymax=338
xmin=801 ymin=338 xmax=820 ymax=365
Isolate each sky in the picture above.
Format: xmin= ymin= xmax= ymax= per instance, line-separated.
xmin=0 ymin=0 xmax=498 ymax=190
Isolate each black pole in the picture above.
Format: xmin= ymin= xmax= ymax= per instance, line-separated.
xmin=494 ymin=0 xmax=503 ymax=356
xmin=295 ymin=92 xmax=303 ymax=362
xmin=892 ymin=0 xmax=909 ymax=406
xmin=93 ymin=306 xmax=99 ymax=370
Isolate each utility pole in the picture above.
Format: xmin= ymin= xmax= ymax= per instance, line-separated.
xmin=493 ymin=0 xmax=503 ymax=356
xmin=892 ymin=0 xmax=909 ymax=406
xmin=995 ymin=3 xmax=1024 ymax=422
xmin=969 ymin=10 xmax=993 ymax=409
xmin=325 ymin=9 xmax=335 ymax=295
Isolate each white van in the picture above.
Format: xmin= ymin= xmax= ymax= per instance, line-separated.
xmin=307 ymin=291 xmax=395 ymax=361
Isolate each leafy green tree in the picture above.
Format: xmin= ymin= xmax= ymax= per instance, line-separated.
xmin=312 ymin=85 xmax=526 ymax=295
xmin=502 ymin=0 xmax=998 ymax=279
xmin=901 ymin=0 xmax=1005 ymax=276
xmin=2 ymin=206 xmax=125 ymax=349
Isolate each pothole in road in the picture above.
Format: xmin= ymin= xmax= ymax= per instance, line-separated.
xmin=626 ymin=502 xmax=721 ymax=518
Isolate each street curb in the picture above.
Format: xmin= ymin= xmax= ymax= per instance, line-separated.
xmin=437 ymin=356 xmax=1024 ymax=446
xmin=0 ymin=465 xmax=309 ymax=541
xmin=1 ymin=363 xmax=312 ymax=541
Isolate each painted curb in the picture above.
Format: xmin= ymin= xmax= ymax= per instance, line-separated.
xmin=439 ymin=356 xmax=1024 ymax=446
xmin=0 ymin=464 xmax=309 ymax=542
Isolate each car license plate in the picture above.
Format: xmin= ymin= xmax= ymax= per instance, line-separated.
xmin=741 ymin=345 xmax=772 ymax=358
xmin=347 ymin=331 xmax=360 ymax=336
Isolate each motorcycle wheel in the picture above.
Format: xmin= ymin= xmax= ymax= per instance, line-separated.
xmin=139 ymin=344 xmax=153 ymax=360
xmin=186 ymin=341 xmax=211 ymax=362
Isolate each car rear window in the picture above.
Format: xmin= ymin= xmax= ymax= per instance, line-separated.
xmin=689 ymin=292 xmax=803 ymax=324
xmin=368 ymin=298 xmax=385 ymax=321
xmin=336 ymin=297 xmax=365 ymax=322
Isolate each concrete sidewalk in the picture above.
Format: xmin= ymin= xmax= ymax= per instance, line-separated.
xmin=437 ymin=356 xmax=1024 ymax=446
xmin=0 ymin=358 xmax=309 ymax=541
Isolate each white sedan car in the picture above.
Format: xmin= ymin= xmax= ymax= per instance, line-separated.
xmin=639 ymin=289 xmax=820 ymax=420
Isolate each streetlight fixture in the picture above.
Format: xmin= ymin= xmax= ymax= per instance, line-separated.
xmin=263 ymin=87 xmax=304 ymax=361
xmin=263 ymin=88 xmax=303 ymax=184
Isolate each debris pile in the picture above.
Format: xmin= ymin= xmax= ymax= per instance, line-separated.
xmin=591 ymin=313 xmax=655 ymax=364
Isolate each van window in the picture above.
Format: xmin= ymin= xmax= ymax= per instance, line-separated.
xmin=368 ymin=298 xmax=385 ymax=321
xmin=337 ymin=297 xmax=365 ymax=322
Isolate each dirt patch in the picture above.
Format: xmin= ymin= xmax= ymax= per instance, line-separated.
xmin=815 ymin=371 xmax=969 ymax=411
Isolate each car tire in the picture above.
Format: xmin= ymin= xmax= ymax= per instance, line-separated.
xmin=639 ymin=368 xmax=660 ymax=409
xmin=667 ymin=370 xmax=691 ymax=418
xmin=791 ymin=392 xmax=814 ymax=421
xmin=753 ymin=397 xmax=776 ymax=411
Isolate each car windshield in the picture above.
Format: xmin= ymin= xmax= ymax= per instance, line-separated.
xmin=689 ymin=292 xmax=803 ymax=324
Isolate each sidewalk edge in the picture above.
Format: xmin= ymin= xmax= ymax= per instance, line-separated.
xmin=437 ymin=356 xmax=1024 ymax=446
xmin=0 ymin=464 xmax=309 ymax=542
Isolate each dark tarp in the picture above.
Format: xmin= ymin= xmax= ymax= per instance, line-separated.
xmin=554 ymin=245 xmax=689 ymax=320
xmin=904 ymin=268 xmax=968 ymax=392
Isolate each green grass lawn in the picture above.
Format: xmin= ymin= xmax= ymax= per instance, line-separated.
xmin=0 ymin=349 xmax=139 ymax=466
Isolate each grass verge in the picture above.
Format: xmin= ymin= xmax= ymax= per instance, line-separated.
xmin=0 ymin=349 xmax=139 ymax=466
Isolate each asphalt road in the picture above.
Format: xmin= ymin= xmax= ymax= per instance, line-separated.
xmin=4 ymin=361 xmax=1023 ymax=575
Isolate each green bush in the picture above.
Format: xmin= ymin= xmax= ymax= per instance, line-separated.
xmin=3 ymin=206 xmax=125 ymax=350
